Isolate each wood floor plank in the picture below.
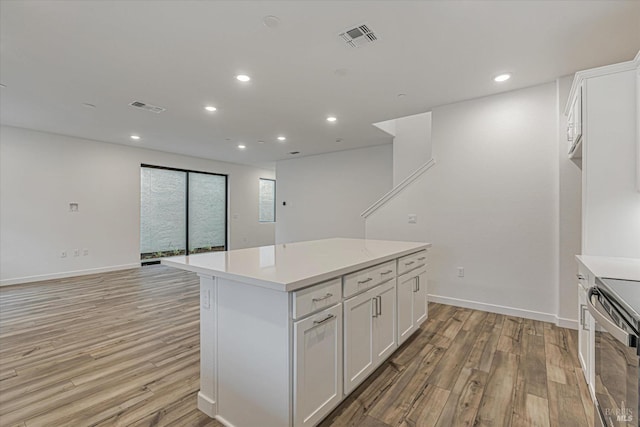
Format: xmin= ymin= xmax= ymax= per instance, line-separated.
xmin=0 ymin=266 xmax=594 ymax=427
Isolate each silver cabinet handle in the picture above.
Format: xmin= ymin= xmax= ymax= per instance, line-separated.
xmin=377 ymin=295 xmax=382 ymax=316
xmin=417 ymin=257 xmax=426 ymax=261
xmin=312 ymin=293 xmax=333 ymax=302
xmin=313 ymin=314 xmax=335 ymax=325
xmin=381 ymin=270 xmax=393 ymax=275
xmin=358 ymin=277 xmax=373 ymax=284
xmin=405 ymin=261 xmax=415 ymax=266
xmin=372 ymin=297 xmax=378 ymax=318
xmin=580 ymin=305 xmax=589 ymax=331
xmin=577 ymin=274 xmax=585 ymax=280
xmin=587 ymin=288 xmax=635 ymax=347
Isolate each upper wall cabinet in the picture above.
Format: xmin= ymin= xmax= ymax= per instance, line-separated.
xmin=567 ymin=85 xmax=583 ymax=162
xmin=565 ymin=51 xmax=640 ymax=258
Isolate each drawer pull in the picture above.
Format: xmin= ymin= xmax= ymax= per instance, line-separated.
xmin=405 ymin=261 xmax=415 ymax=266
xmin=312 ymin=293 xmax=333 ymax=302
xmin=380 ymin=270 xmax=393 ymax=275
xmin=417 ymin=257 xmax=426 ymax=261
xmin=358 ymin=278 xmax=373 ymax=284
xmin=377 ymin=295 xmax=382 ymax=316
xmin=313 ymin=314 xmax=335 ymax=325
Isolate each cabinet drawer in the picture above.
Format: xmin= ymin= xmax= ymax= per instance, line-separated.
xmin=343 ymin=260 xmax=395 ymax=298
xmin=397 ymin=251 xmax=427 ymax=276
xmin=293 ymin=278 xmax=342 ymax=320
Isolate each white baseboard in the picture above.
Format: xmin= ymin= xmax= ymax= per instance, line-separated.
xmin=0 ymin=263 xmax=140 ymax=287
xmin=197 ymin=391 xmax=217 ymax=418
xmin=555 ymin=317 xmax=579 ymax=330
xmin=429 ymin=294 xmax=559 ymax=325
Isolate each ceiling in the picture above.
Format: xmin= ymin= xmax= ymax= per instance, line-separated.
xmin=1 ymin=1 xmax=639 ymax=169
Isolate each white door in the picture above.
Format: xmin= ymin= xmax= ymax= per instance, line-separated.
xmin=343 ymin=288 xmax=376 ymax=395
xmin=294 ymin=304 xmax=343 ymax=427
xmin=397 ymin=272 xmax=415 ymax=345
xmin=374 ymin=280 xmax=397 ymax=362
xmin=414 ymin=269 xmax=428 ymax=326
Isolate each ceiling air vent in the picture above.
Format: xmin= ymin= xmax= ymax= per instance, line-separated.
xmin=339 ymin=23 xmax=379 ymax=48
xmin=129 ymin=101 xmax=166 ymax=114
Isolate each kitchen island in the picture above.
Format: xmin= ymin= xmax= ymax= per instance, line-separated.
xmin=162 ymin=238 xmax=431 ymax=427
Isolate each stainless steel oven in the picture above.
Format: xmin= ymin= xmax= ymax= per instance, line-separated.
xmin=588 ymin=278 xmax=639 ymax=427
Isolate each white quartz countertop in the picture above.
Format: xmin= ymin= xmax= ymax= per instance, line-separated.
xmin=162 ymin=238 xmax=431 ymax=292
xmin=576 ymin=255 xmax=640 ymax=281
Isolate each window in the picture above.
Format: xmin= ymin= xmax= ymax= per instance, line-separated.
xmin=140 ymin=165 xmax=227 ymax=262
xmin=259 ymin=178 xmax=276 ymax=222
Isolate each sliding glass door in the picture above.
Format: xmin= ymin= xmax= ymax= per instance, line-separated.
xmin=140 ymin=165 xmax=227 ymax=262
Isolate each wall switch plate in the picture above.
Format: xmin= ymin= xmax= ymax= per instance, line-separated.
xmin=202 ymin=289 xmax=211 ymax=310
xmin=74 ymin=249 xmax=80 ymax=257
xmin=83 ymin=248 xmax=89 ymax=256
xmin=457 ymin=267 xmax=465 ymax=277
xmin=408 ymin=214 xmax=417 ymax=224
xmin=69 ymin=203 xmax=79 ymax=212
xmin=60 ymin=251 xmax=67 ymax=258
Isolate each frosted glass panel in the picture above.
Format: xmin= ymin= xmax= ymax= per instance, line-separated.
xmin=189 ymin=173 xmax=226 ymax=253
xmin=259 ymin=179 xmax=275 ymax=222
xmin=140 ymin=168 xmax=186 ymax=258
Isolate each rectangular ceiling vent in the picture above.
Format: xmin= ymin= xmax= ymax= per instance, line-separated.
xmin=129 ymin=101 xmax=166 ymax=114
xmin=339 ymin=23 xmax=379 ymax=48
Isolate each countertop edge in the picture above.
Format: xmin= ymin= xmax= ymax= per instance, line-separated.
xmin=576 ymin=255 xmax=640 ymax=282
xmin=162 ymin=243 xmax=431 ymax=292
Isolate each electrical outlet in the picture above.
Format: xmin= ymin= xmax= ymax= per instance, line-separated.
xmin=74 ymin=249 xmax=80 ymax=257
xmin=408 ymin=214 xmax=417 ymax=224
xmin=60 ymin=251 xmax=67 ymax=258
xmin=457 ymin=267 xmax=465 ymax=277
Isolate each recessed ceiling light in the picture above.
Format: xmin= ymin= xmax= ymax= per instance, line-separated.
xmin=494 ymin=73 xmax=511 ymax=82
xmin=236 ymin=74 xmax=251 ymax=82
xmin=238 ymin=144 xmax=246 ymax=149
xmin=205 ymin=105 xmax=217 ymax=112
xmin=327 ymin=116 xmax=337 ymax=122
xmin=263 ymin=15 xmax=281 ymax=29
xmin=277 ymin=136 xmax=286 ymax=141
xmin=130 ymin=135 xmax=141 ymax=141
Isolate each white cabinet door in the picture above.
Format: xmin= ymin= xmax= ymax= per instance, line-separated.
xmin=343 ymin=280 xmax=398 ymax=396
xmin=343 ymin=288 xmax=376 ymax=395
xmin=397 ymin=273 xmax=416 ymax=345
xmin=397 ymin=268 xmax=429 ymax=346
xmin=294 ymin=304 xmax=343 ymax=427
xmin=577 ymin=283 xmax=589 ymax=376
xmin=414 ymin=269 xmax=428 ymax=326
xmin=373 ymin=280 xmax=397 ymax=362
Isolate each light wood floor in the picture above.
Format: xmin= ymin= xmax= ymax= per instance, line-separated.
xmin=0 ymin=265 xmax=593 ymax=427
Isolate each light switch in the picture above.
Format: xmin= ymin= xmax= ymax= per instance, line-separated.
xmin=408 ymin=214 xmax=417 ymax=224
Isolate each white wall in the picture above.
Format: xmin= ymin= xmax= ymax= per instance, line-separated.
xmin=557 ymin=75 xmax=583 ymax=326
xmin=275 ymin=145 xmax=392 ymax=244
xmin=366 ymin=83 xmax=560 ymax=322
xmin=393 ymin=112 xmax=432 ymax=185
xmin=0 ymin=126 xmax=275 ymax=285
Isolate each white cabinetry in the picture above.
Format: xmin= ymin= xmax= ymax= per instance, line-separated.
xmin=576 ymin=261 xmax=596 ymax=400
xmin=566 ymin=55 xmax=640 ymax=258
xmin=567 ymin=85 xmax=583 ymax=160
xmin=294 ymin=304 xmax=343 ymax=427
xmin=397 ymin=267 xmax=428 ymax=345
xmin=343 ymin=279 xmax=396 ymax=395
